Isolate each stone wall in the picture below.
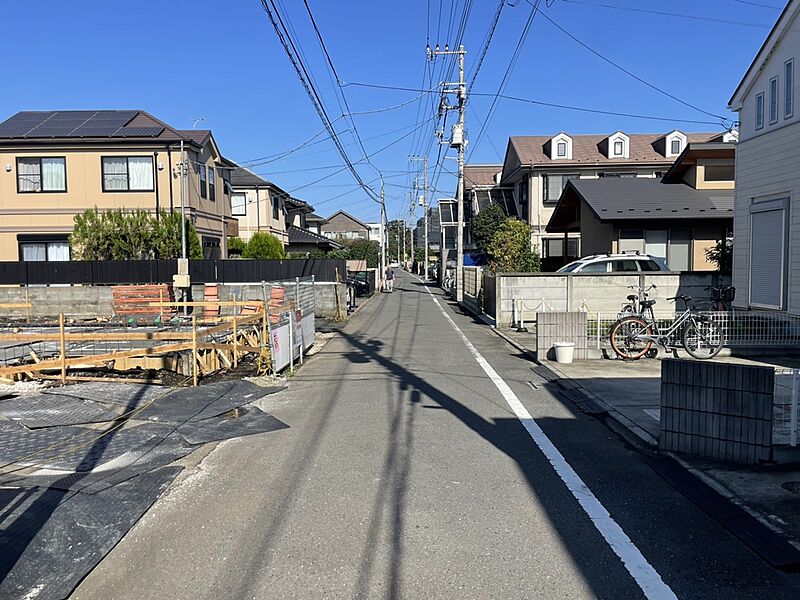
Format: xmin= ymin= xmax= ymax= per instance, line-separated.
xmin=660 ymin=359 xmax=773 ymax=465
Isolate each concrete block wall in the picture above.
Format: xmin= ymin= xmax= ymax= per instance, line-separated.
xmin=536 ymin=311 xmax=589 ymax=360
xmin=496 ymin=272 xmax=731 ymax=327
xmin=0 ymin=282 xmax=347 ymax=321
xmin=660 ymin=359 xmax=773 ymax=465
xmin=461 ymin=267 xmax=482 ymax=315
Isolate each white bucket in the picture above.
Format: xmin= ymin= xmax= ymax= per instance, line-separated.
xmin=554 ymin=342 xmax=575 ymax=364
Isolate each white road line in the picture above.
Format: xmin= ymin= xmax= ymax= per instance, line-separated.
xmin=417 ymin=278 xmax=677 ymax=600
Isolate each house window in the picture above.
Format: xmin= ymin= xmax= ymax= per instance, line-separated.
xmin=101 ymin=156 xmax=154 ymax=191
xmin=770 ymin=77 xmax=779 ymax=124
xmin=618 ymin=229 xmax=644 ymax=254
xmin=785 ymin=59 xmax=794 ymax=119
xmin=16 ymin=157 xmax=66 ymax=193
xmin=543 ymin=174 xmax=579 ymax=203
xmin=600 ymin=172 xmax=636 ymax=178
xmin=670 ymin=139 xmax=682 ymax=155
xmin=272 ymin=198 xmax=280 ymax=221
xmin=668 ymin=229 xmax=691 ymax=271
xmin=613 ymin=140 xmax=624 ymax=156
xmin=199 ymin=164 xmax=207 ymax=199
xmin=202 ymin=235 xmax=221 ymax=259
xmin=208 ymin=167 xmax=216 ymax=202
xmin=543 ymin=238 xmax=578 ymax=258
xmin=756 ymin=92 xmax=765 ymax=130
xmin=704 ymin=164 xmax=735 ymax=181
xmin=18 ymin=235 xmax=70 ymax=261
xmin=231 ymin=192 xmax=246 ymax=216
xmin=556 ymin=141 xmax=567 ymax=157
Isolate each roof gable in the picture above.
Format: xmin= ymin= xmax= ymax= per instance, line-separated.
xmin=324 ymin=210 xmax=369 ymax=230
xmin=730 ymin=0 xmax=800 ymax=108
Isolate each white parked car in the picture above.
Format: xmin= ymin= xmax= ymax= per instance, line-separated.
xmin=389 ymin=261 xmax=400 ymax=269
xmin=557 ymin=253 xmax=670 ymax=273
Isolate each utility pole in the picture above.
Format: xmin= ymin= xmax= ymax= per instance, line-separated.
xmin=429 ymin=44 xmax=466 ymax=300
xmin=380 ymin=178 xmax=386 ymax=286
xmin=409 ymin=155 xmax=429 ymax=279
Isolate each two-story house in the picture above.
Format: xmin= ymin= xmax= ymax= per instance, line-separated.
xmin=227 ymin=164 xmax=289 ymax=245
xmin=546 ymin=142 xmax=735 ymax=271
xmin=321 ymin=210 xmax=370 ymax=241
xmin=498 ymin=131 xmax=736 ymax=262
xmin=729 ymin=0 xmax=800 ymax=314
xmin=0 ymin=110 xmax=234 ymax=261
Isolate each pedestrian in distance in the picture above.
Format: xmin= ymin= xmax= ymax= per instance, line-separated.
xmin=384 ymin=266 xmax=394 ymax=293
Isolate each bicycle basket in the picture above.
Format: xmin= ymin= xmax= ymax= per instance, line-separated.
xmin=710 ymin=286 xmax=736 ymax=303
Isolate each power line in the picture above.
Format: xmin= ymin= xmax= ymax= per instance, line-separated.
xmin=733 ymin=0 xmax=782 ymax=8
xmin=523 ymin=0 xmax=729 ymax=122
xmin=469 ymin=0 xmax=543 ymax=158
xmin=467 ymin=0 xmax=506 ymax=91
xmin=561 ymin=0 xmax=781 ymax=31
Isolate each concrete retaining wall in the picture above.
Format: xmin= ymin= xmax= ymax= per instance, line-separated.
xmin=0 ymin=282 xmax=347 ymax=321
xmin=497 ymin=271 xmax=731 ymax=327
xmin=660 ymin=359 xmax=773 ymax=465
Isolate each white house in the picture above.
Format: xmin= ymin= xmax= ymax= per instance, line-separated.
xmin=729 ymin=0 xmax=800 ymax=314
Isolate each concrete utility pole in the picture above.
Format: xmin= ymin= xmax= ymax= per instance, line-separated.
xmin=409 ymin=155 xmax=429 ymax=279
xmin=380 ymin=179 xmax=386 ymax=285
xmin=429 ymin=44 xmax=466 ymax=300
xmin=179 ymin=139 xmax=187 ymax=261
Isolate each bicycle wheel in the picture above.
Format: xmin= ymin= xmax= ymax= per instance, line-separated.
xmin=610 ymin=317 xmax=653 ymax=360
xmin=682 ymin=317 xmax=723 ymax=359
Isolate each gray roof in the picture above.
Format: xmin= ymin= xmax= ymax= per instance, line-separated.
xmin=287 ymin=225 xmax=342 ymax=249
xmin=229 ymin=166 xmax=274 ymax=189
xmin=546 ymin=178 xmax=733 ymax=232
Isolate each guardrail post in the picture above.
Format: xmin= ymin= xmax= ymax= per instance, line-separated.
xmin=232 ymin=316 xmax=238 ymax=369
xmin=791 ymin=368 xmax=799 ymax=447
xmin=191 ymin=314 xmax=198 ymax=387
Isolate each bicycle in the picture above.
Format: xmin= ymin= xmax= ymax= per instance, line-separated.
xmin=705 ymin=285 xmax=736 ymax=312
xmin=609 ymin=293 xmax=724 ymax=360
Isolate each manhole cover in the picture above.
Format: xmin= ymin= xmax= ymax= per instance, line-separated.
xmin=780 ymin=481 xmax=800 ymax=495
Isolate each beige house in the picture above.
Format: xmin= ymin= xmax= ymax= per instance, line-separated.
xmin=498 ymin=131 xmax=736 ymax=263
xmin=321 ymin=210 xmax=370 ymax=241
xmin=227 ymin=164 xmax=289 ymax=244
xmin=0 ymin=109 xmax=235 ymax=261
xmin=546 ymin=142 xmax=735 ymax=271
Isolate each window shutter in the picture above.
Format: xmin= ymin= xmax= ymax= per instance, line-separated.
xmin=750 ymin=208 xmax=785 ymax=308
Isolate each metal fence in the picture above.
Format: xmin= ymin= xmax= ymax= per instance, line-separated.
xmin=586 ymin=310 xmax=800 ymax=351
xmin=0 ymin=259 xmax=345 ymax=285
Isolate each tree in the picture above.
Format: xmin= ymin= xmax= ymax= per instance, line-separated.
xmin=486 ymin=218 xmax=540 ymax=273
xmin=243 ymin=232 xmax=286 ymax=259
xmin=71 ymin=208 xmax=204 ymax=260
xmin=472 ymin=202 xmax=507 ymax=254
xmin=227 ymin=236 xmax=246 ymax=257
xmin=152 ymin=211 xmax=203 ymax=260
xmin=346 ymin=239 xmax=380 ymax=268
xmin=705 ymin=237 xmax=733 ymax=274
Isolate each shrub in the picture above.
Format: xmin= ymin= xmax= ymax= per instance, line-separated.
xmin=243 ymin=232 xmax=286 ymax=259
xmin=486 ymin=218 xmax=540 ymax=273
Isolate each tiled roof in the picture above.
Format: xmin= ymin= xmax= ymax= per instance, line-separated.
xmin=287 ymin=225 xmax=342 ymax=248
xmin=547 ymin=178 xmax=733 ymax=232
xmin=229 ymin=166 xmax=273 ymax=188
xmin=508 ymin=132 xmax=721 ymax=167
xmin=464 ymin=164 xmax=503 ymax=188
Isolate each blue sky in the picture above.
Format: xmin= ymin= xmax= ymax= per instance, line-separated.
xmin=0 ymin=0 xmax=783 ymax=223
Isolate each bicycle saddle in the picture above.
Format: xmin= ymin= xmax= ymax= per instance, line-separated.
xmin=627 ymin=294 xmax=637 ymax=302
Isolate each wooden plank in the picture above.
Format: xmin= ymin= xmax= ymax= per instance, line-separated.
xmin=38 ymin=375 xmax=165 ymax=385
xmin=147 ymin=301 xmax=265 ymax=308
xmin=0 ymin=303 xmax=33 ymax=309
xmin=0 ymin=330 xmax=193 ymax=343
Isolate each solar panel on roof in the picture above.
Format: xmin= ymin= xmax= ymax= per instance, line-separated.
xmin=113 ymin=126 xmax=164 ymax=137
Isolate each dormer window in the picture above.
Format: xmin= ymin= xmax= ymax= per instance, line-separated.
xmin=664 ymin=130 xmax=687 ymax=157
xmin=550 ymin=133 xmax=573 ymax=159
xmin=607 ymin=132 xmax=629 ymax=159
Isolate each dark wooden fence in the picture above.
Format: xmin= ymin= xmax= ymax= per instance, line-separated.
xmin=0 ymin=259 xmax=346 ymax=285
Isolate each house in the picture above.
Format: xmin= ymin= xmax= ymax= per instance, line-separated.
xmin=366 ymin=222 xmax=382 ymax=242
xmin=0 ymin=109 xmax=234 ymax=260
xmin=321 ymin=210 xmax=370 ymax=241
xmin=728 ymin=0 xmax=800 ymax=313
xmin=306 ymin=213 xmax=325 ymax=235
xmin=413 ymin=205 xmax=441 ymax=251
xmin=227 ymin=164 xmax=289 ymax=244
xmin=546 ymin=142 xmax=735 ymax=271
xmin=285 ymin=225 xmax=343 ymax=255
xmin=499 ymin=130 xmax=736 ymax=264
xmin=285 ymin=197 xmax=314 ymax=231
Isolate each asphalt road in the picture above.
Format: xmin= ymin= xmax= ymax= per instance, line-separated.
xmin=73 ymin=271 xmax=800 ymax=599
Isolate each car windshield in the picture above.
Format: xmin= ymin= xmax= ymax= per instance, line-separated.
xmin=557 ymin=261 xmax=584 ymax=273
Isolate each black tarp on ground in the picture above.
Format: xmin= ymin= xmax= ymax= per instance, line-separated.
xmin=0 ymin=467 xmax=182 ymax=600
xmin=0 ymin=380 xmax=289 ymax=600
